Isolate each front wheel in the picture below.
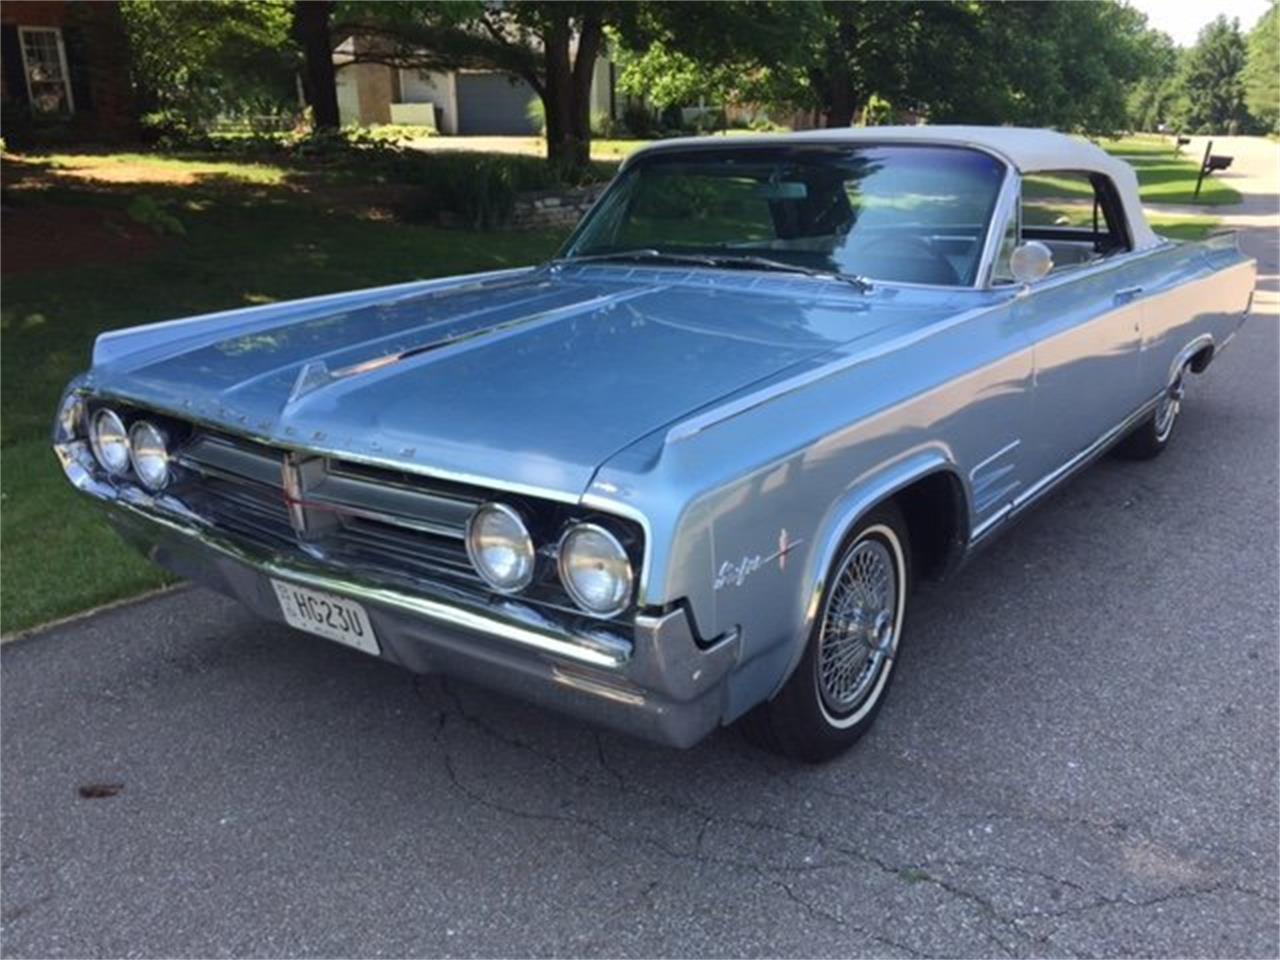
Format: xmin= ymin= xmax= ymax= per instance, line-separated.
xmin=740 ymin=503 xmax=911 ymax=763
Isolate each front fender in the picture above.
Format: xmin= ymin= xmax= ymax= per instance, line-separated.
xmin=762 ymin=444 xmax=966 ymax=703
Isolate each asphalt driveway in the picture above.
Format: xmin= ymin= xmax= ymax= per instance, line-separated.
xmin=3 ymin=141 xmax=1278 ymax=958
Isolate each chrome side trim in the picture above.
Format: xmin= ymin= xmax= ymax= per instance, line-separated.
xmin=969 ymin=439 xmax=1022 ymax=479
xmin=969 ymin=504 xmax=1012 ymax=543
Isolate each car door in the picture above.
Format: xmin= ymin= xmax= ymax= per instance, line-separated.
xmin=1010 ymin=171 xmax=1148 ymax=486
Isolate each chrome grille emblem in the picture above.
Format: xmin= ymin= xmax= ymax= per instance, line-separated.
xmin=281 ymin=452 xmax=308 ymax=536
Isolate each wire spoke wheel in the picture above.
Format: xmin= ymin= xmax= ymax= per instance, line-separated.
xmin=814 ymin=532 xmax=901 ymax=721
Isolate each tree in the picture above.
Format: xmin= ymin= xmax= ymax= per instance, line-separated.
xmin=1174 ymin=16 xmax=1250 ymax=134
xmin=1243 ymin=1 xmax=1279 ymax=133
xmin=1126 ymin=29 xmax=1181 ymax=132
xmin=609 ymin=1 xmax=804 ymax=120
xmin=121 ymin=0 xmax=297 ymax=129
xmin=615 ymin=1 xmax=1156 ymax=136
xmin=923 ymin=2 xmax=1156 ymax=134
xmin=293 ymin=0 xmax=341 ymax=131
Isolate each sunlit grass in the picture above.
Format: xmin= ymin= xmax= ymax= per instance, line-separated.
xmin=1146 ymin=213 xmax=1223 ymax=241
xmin=1095 ymin=134 xmax=1181 ymax=157
xmin=30 ymin=151 xmax=289 ymax=185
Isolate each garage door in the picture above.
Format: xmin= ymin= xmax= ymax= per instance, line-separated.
xmin=456 ymin=72 xmax=540 ymax=135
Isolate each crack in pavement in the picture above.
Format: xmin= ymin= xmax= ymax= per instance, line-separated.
xmin=425 ymin=678 xmax=1044 ymax=957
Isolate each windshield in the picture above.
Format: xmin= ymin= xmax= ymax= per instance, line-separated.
xmin=563 ymin=145 xmax=1008 ymax=287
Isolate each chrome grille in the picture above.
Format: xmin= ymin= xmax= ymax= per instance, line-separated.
xmin=173 ymin=431 xmax=481 ymax=587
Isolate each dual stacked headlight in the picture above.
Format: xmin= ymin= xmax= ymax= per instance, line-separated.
xmin=465 ymin=502 xmax=634 ymax=617
xmin=88 ymin=407 xmax=171 ymax=490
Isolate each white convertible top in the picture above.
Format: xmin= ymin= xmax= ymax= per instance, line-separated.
xmin=633 ymin=125 xmax=1160 ymax=250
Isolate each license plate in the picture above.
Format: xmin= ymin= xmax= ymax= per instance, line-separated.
xmin=271 ymin=580 xmax=380 ymax=656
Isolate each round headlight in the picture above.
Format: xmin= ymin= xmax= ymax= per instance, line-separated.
xmin=466 ymin=502 xmax=536 ymax=593
xmin=89 ymin=408 xmax=130 ymax=476
xmin=128 ymin=420 xmax=170 ymax=490
xmin=558 ymin=523 xmax=634 ymax=617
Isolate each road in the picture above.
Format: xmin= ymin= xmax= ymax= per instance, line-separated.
xmin=3 ymin=140 xmax=1277 ymax=959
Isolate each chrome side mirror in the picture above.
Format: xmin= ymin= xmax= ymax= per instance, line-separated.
xmin=1010 ymin=241 xmax=1053 ymax=284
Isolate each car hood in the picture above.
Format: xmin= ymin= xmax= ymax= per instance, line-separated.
xmin=89 ymin=265 xmax=936 ymax=497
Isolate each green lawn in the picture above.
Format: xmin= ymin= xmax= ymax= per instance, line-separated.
xmin=1 ymin=162 xmax=568 ymax=633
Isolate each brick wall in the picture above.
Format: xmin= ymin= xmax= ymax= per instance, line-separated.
xmin=2 ymin=0 xmax=137 ymax=143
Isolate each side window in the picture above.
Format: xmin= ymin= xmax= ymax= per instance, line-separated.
xmin=1018 ymin=171 xmax=1131 ymax=276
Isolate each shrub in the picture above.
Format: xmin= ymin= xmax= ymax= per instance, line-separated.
xmin=399 ymin=151 xmax=615 ymax=227
xmin=349 ymin=124 xmax=437 ymax=147
xmin=433 ymin=154 xmax=518 ymax=228
xmin=526 ymin=98 xmax=547 ymax=135
xmin=748 ymin=116 xmax=788 ymax=133
xmin=591 ymin=111 xmax=620 ymax=138
xmin=863 ymin=95 xmax=894 ymax=127
xmin=621 ymin=103 xmax=656 ymax=139
xmin=125 ymin=195 xmax=186 ymax=236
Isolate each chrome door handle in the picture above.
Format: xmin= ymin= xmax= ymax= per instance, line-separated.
xmin=1114 ymin=285 xmax=1144 ymax=303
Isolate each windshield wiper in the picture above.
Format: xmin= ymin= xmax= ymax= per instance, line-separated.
xmin=551 ymin=249 xmax=871 ymax=293
xmin=549 ymin=249 xmax=722 ymax=268
xmin=703 ymin=253 xmax=873 ymax=292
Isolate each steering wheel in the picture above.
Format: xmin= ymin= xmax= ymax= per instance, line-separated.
xmin=844 ymin=235 xmax=960 ymax=286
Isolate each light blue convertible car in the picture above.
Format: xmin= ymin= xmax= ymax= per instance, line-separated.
xmin=54 ymin=127 xmax=1255 ymax=760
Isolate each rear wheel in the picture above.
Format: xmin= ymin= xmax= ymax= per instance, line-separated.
xmin=1116 ymin=366 xmax=1187 ymax=460
xmin=741 ymin=503 xmax=911 ymax=763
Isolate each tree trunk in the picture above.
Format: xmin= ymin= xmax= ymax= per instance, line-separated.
xmin=541 ymin=9 xmax=577 ymax=172
xmin=567 ymin=12 xmax=603 ymax=171
xmin=541 ymin=7 xmax=600 ymax=174
xmin=824 ymin=75 xmax=857 ymax=127
xmin=292 ymin=0 xmax=340 ymax=131
xmin=822 ymin=12 xmax=859 ymax=128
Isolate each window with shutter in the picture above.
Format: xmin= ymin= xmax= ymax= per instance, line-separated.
xmin=17 ymin=26 xmax=74 ymax=114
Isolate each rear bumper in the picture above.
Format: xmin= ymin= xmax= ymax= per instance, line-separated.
xmin=101 ymin=498 xmax=741 ymax=748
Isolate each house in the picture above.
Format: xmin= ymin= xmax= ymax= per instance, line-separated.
xmin=1 ymin=0 xmax=137 ymax=143
xmin=333 ymin=37 xmax=618 ymax=135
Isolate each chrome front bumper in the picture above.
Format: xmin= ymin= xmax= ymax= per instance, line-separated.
xmin=101 ymin=498 xmax=741 ymax=747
